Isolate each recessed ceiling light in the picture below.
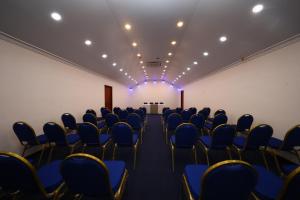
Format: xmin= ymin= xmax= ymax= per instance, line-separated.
xmin=182 ymin=72 xmax=186 ymax=75
xmin=128 ymin=76 xmax=131 ymax=78
xmin=102 ymin=54 xmax=107 ymax=59
xmin=125 ymin=72 xmax=128 ymax=76
xmin=163 ymin=69 xmax=166 ymax=72
xmin=252 ymin=4 xmax=264 ymax=14
xmin=140 ymin=61 xmax=143 ymax=64
xmin=219 ymin=36 xmax=227 ymax=42
xmin=171 ymin=41 xmax=177 ymax=45
xmin=84 ymin=40 xmax=92 ymax=46
xmin=124 ymin=23 xmax=131 ymax=30
xmin=51 ymin=12 xmax=62 ymax=21
xmin=137 ymin=53 xmax=141 ymax=57
xmin=193 ymin=61 xmax=198 ymax=65
xmin=112 ymin=62 xmax=117 ymax=66
xmin=177 ymin=21 xmax=184 ymax=28
xmin=142 ymin=66 xmax=145 ymax=69
xmin=165 ymin=60 xmax=170 ymax=63
xmin=187 ymin=67 xmax=191 ymax=71
xmin=164 ymin=65 xmax=168 ymax=68
xmin=179 ymin=75 xmax=182 ymax=78
xmin=203 ymin=52 xmax=209 ymax=56
xmin=132 ymin=42 xmax=137 ymax=47
xmin=119 ymin=68 xmax=123 ymax=72
xmin=168 ymin=52 xmax=172 ymax=56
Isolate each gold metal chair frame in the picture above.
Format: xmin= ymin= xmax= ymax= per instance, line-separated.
xmin=64 ymin=153 xmax=128 ymax=200
xmin=0 ymin=151 xmax=64 ymax=199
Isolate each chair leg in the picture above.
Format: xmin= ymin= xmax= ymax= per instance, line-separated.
xmin=37 ymin=145 xmax=45 ymax=167
xmin=237 ymin=149 xmax=243 ymax=160
xmin=21 ymin=146 xmax=28 ymax=156
xmin=165 ymin=129 xmax=169 ymax=144
xmin=113 ymin=144 xmax=117 ymax=160
xmin=171 ymin=145 xmax=175 ymax=172
xmin=261 ymin=149 xmax=269 ymax=171
xmin=101 ymin=146 xmax=106 ymax=160
xmin=271 ymin=149 xmax=284 ymax=175
xmin=227 ymin=147 xmax=232 ymax=160
xmin=47 ymin=145 xmax=54 ymax=163
xmin=204 ymin=148 xmax=210 ymax=165
xmin=133 ymin=142 xmax=138 ymax=169
xmin=70 ymin=145 xmax=75 ymax=154
xmin=193 ymin=146 xmax=197 ymax=164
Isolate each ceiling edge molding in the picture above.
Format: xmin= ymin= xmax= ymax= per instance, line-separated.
xmin=0 ymin=31 xmax=128 ymax=87
xmin=184 ymin=33 xmax=300 ymax=87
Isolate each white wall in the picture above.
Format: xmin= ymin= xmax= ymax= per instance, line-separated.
xmin=184 ymin=39 xmax=300 ymax=139
xmin=128 ymin=82 xmax=180 ymax=109
xmin=0 ymin=38 xmax=130 ymax=153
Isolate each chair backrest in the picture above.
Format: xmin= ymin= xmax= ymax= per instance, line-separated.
xmin=126 ymin=107 xmax=134 ymax=113
xmin=164 ymin=109 xmax=174 ymax=122
xmin=199 ymin=107 xmax=210 ymax=120
xmin=105 ymin=113 xmax=119 ymax=128
xmin=176 ymin=107 xmax=183 ymax=114
xmin=101 ymin=108 xmax=111 ymax=118
xmin=77 ymin=123 xmax=100 ymax=146
xmin=190 ymin=114 xmax=205 ymax=129
xmin=134 ymin=109 xmax=145 ymax=121
xmin=118 ymin=110 xmax=128 ymax=121
xmin=211 ymin=124 xmax=235 ymax=148
xmin=140 ymin=107 xmax=146 ymax=114
xmin=174 ymin=123 xmax=198 ymax=147
xmin=113 ymin=107 xmax=121 ymax=115
xmin=281 ymin=125 xmax=300 ymax=150
xmin=111 ymin=122 xmax=134 ymax=146
xmin=127 ymin=113 xmax=142 ymax=130
xmin=83 ymin=113 xmax=98 ymax=126
xmin=43 ymin=122 xmax=67 ymax=145
xmin=61 ymin=113 xmax=77 ymax=130
xmin=0 ymin=152 xmax=47 ymax=196
xmin=181 ymin=110 xmax=192 ymax=122
xmin=86 ymin=109 xmax=97 ymax=117
xmin=214 ymin=109 xmax=226 ymax=116
xmin=245 ymin=124 xmax=273 ymax=150
xmin=162 ymin=107 xmax=170 ymax=114
xmin=60 ymin=153 xmax=114 ymax=198
xmin=278 ymin=166 xmax=300 ymax=199
xmin=13 ymin=122 xmax=38 ymax=145
xmin=167 ymin=113 xmax=183 ymax=131
xmin=188 ymin=107 xmax=197 ymax=115
xmin=200 ymin=160 xmax=257 ymax=200
xmin=212 ymin=114 xmax=228 ymax=130
xmin=236 ymin=114 xmax=254 ymax=132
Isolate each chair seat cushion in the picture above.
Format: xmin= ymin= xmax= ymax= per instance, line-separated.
xmin=97 ymin=121 xmax=106 ymax=129
xmin=233 ymin=136 xmax=246 ymax=149
xmin=254 ymin=165 xmax=283 ymax=200
xmin=281 ymin=164 xmax=299 ymax=175
xmin=204 ymin=122 xmax=212 ymax=130
xmin=170 ymin=135 xmax=176 ymax=145
xmin=36 ymin=134 xmax=48 ymax=144
xmin=99 ymin=134 xmax=111 ymax=145
xmin=104 ymin=161 xmax=126 ymax=193
xmin=132 ymin=134 xmax=139 ymax=145
xmin=184 ymin=164 xmax=208 ymax=199
xmin=38 ymin=160 xmax=63 ymax=193
xmin=268 ymin=137 xmax=283 ymax=149
xmin=66 ymin=134 xmax=80 ymax=145
xmin=170 ymin=135 xmax=193 ymax=148
xmin=199 ymin=136 xmax=212 ymax=148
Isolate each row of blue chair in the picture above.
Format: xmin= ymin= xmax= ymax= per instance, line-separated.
xmin=182 ymin=159 xmax=300 ymax=200
xmin=0 ymin=152 xmax=128 ymax=199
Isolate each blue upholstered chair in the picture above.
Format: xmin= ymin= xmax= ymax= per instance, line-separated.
xmin=176 ymin=107 xmax=183 ymax=114
xmin=253 ymin=165 xmax=300 ymax=200
xmin=83 ymin=113 xmax=106 ymax=130
xmin=111 ymin=122 xmax=139 ymax=169
xmin=134 ymin=109 xmax=145 ymax=124
xmin=204 ymin=114 xmax=228 ymax=134
xmin=233 ymin=124 xmax=273 ymax=169
xmin=77 ymin=123 xmax=111 ymax=159
xmin=139 ymin=107 xmax=148 ymax=124
xmin=182 ymin=160 xmax=257 ymax=200
xmin=13 ymin=121 xmax=48 ymax=165
xmin=118 ymin=110 xmax=128 ymax=122
xmin=43 ymin=122 xmax=80 ymax=162
xmin=181 ymin=110 xmax=192 ymax=122
xmin=198 ymin=107 xmax=210 ymax=120
xmin=236 ymin=114 xmax=254 ymax=135
xmin=61 ymin=113 xmax=78 ymax=134
xmin=190 ymin=114 xmax=205 ymax=135
xmin=0 ymin=152 xmax=64 ymax=199
xmin=188 ymin=107 xmax=197 ymax=115
xmin=165 ymin=113 xmax=183 ymax=144
xmin=126 ymin=107 xmax=134 ymax=113
xmin=268 ymin=125 xmax=300 ymax=175
xmin=86 ymin=109 xmax=102 ymax=121
xmin=162 ymin=109 xmax=174 ymax=131
xmin=60 ymin=153 xmax=128 ymax=200
xmin=100 ymin=108 xmax=111 ymax=119
xmin=127 ymin=113 xmax=144 ymax=144
xmin=105 ymin=113 xmax=120 ymax=133
xmin=113 ymin=107 xmax=121 ymax=115
xmin=170 ymin=123 xmax=198 ymax=171
xmin=199 ymin=124 xmax=235 ymax=165
xmin=162 ymin=107 xmax=170 ymax=114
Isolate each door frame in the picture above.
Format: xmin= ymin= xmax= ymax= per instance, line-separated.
xmin=104 ymin=85 xmax=113 ymax=111
xmin=180 ymin=90 xmax=184 ymax=109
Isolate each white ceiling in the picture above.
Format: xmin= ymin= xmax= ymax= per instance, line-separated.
xmin=0 ymin=0 xmax=299 ymax=88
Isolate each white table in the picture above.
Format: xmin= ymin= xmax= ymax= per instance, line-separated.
xmin=143 ymin=103 xmax=165 ymax=114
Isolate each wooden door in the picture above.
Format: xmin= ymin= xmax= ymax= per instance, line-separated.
xmin=181 ymin=90 xmax=184 ymax=109
xmin=104 ymin=85 xmax=113 ymax=111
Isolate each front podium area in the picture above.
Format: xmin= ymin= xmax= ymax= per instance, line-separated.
xmin=143 ymin=102 xmax=164 ymax=114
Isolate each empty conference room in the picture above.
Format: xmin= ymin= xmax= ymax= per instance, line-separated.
xmin=1 ymin=0 xmax=300 ymax=199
